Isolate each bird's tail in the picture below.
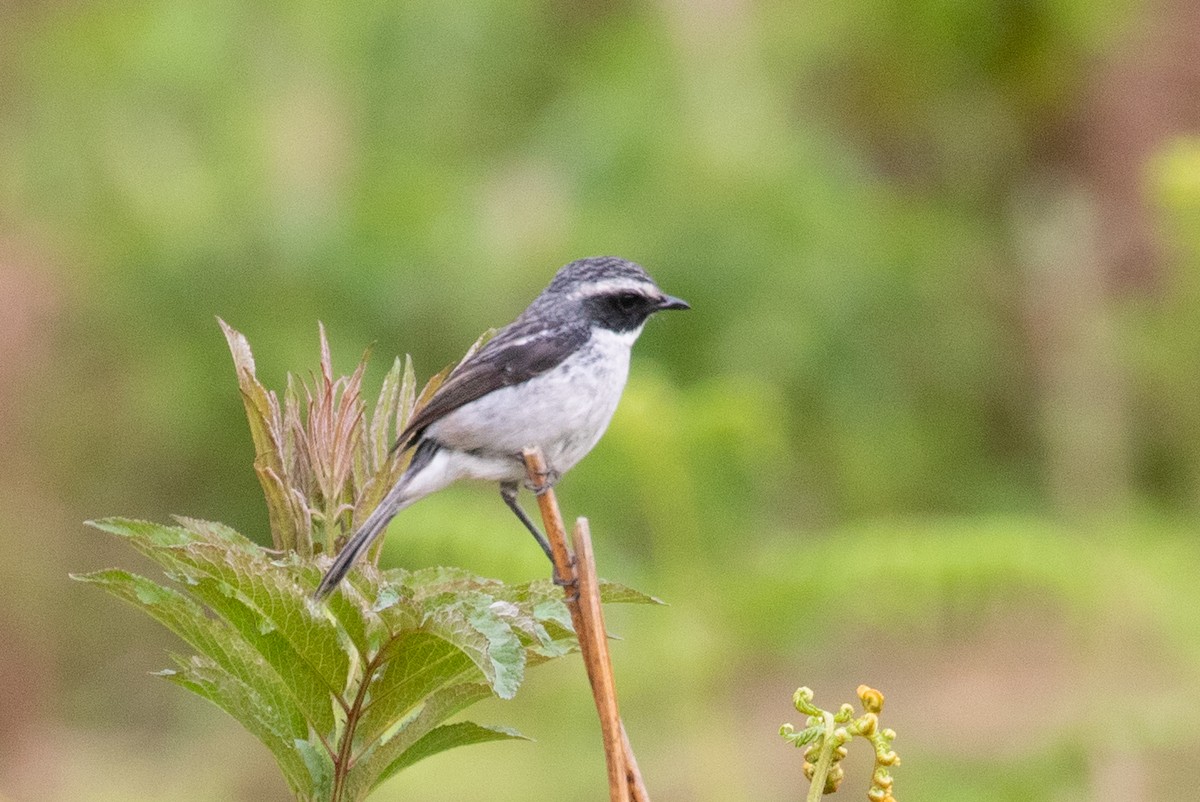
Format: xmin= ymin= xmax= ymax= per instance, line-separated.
xmin=313 ymin=479 xmax=414 ymax=600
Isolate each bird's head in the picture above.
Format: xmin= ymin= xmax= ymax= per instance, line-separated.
xmin=541 ymin=256 xmax=690 ymax=333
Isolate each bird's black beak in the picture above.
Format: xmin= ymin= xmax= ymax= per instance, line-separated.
xmin=657 ymin=294 xmax=691 ymax=311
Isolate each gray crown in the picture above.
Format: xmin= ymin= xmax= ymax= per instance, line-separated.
xmin=545 ymin=256 xmax=656 ymax=293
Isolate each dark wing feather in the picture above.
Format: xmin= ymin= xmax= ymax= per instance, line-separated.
xmin=394 ymin=321 xmax=588 ymax=451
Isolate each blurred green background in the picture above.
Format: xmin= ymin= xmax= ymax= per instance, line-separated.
xmin=3 ymin=0 xmax=1200 ymax=799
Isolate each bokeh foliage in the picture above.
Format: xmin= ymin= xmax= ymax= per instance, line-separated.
xmin=3 ymin=0 xmax=1199 ymax=800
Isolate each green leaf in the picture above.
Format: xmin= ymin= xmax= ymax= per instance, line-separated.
xmin=183 ymin=574 xmax=341 ymax=736
xmin=158 ymin=541 xmax=349 ymax=697
xmin=79 ymin=523 xmax=342 ymax=735
xmin=531 ymin=598 xmax=574 ymax=633
xmin=395 ymin=566 xmax=507 ymax=600
xmin=219 ymin=319 xmax=292 ymax=549
xmin=354 ymin=631 xmax=481 ymax=748
xmin=83 ymin=520 xmax=346 ymax=735
xmin=294 ymin=739 xmax=336 ymax=802
xmin=386 ymin=570 xmax=601 ymax=660
xmin=370 ymin=356 xmax=403 ymax=472
xmin=597 ymin=578 xmax=665 ymax=605
xmin=396 ymin=353 xmax=416 ymax=439
xmin=507 ymin=603 xmax=576 ymax=661
xmin=71 ymin=569 xmax=307 ymax=740
xmin=407 ymin=594 xmax=525 ymax=700
xmin=221 ymin=319 xmax=285 ymax=477
xmin=254 ymin=465 xmax=313 ymax=556
xmin=321 ymin=569 xmax=389 ymax=660
xmin=503 ymin=576 xmax=664 ymax=607
xmin=86 ymin=517 xmax=192 ymax=549
xmin=160 ymin=655 xmax=325 ymax=797
xmin=456 ymin=599 xmax=525 ymax=700
xmin=343 ymin=682 xmax=495 ymax=800
xmin=373 ymin=721 xmax=526 ymax=786
xmin=172 ymin=516 xmax=260 ymax=554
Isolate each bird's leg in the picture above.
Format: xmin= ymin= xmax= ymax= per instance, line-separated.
xmin=499 ymin=481 xmax=553 ymax=561
xmin=499 ymin=481 xmax=575 ymax=590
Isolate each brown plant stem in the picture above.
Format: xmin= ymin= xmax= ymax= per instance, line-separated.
xmin=574 ymin=516 xmax=650 ymax=802
xmin=620 ymin=723 xmax=649 ymax=802
xmin=330 ymin=649 xmax=387 ymax=802
xmin=522 ymin=448 xmax=649 ymax=802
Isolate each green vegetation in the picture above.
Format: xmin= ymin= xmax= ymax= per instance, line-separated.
xmin=781 ymin=685 xmax=898 ymax=802
xmin=72 ymin=327 xmax=655 ymax=802
xmin=3 ymin=0 xmax=1199 ymax=799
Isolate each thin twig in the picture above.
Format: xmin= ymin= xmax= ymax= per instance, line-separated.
xmin=523 ymin=449 xmax=577 ymax=595
xmin=574 ymin=517 xmax=654 ymax=802
xmin=571 ymin=516 xmax=629 ymax=801
xmin=522 ymin=448 xmax=646 ymax=802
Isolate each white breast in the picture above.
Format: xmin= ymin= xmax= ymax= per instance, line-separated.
xmin=427 ymin=325 xmax=641 ymax=475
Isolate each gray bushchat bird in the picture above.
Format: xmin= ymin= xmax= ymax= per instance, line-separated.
xmin=314 ymin=256 xmax=689 ymax=599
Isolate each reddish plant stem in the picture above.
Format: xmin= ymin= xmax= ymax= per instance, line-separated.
xmin=330 ymin=650 xmax=386 ymax=802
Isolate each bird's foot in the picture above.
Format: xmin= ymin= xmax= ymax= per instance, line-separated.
xmin=524 ymin=466 xmax=561 ymax=496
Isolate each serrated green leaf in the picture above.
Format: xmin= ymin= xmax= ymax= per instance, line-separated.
xmin=370 ymin=357 xmax=403 ymax=472
xmin=185 ymin=575 xmax=340 ymax=735
xmin=354 ymin=632 xmax=481 ymax=748
xmin=531 ymin=597 xmax=573 ymax=631
xmin=503 ymin=576 xmax=663 ymax=607
xmin=157 ymin=540 xmax=350 ymax=699
xmin=172 ymin=516 xmax=260 ymax=554
xmin=396 ymin=353 xmax=416 ymax=438
xmin=72 ymin=569 xmax=307 ymax=740
xmin=597 ymin=579 xmax=665 ymax=606
xmin=321 ymin=571 xmax=388 ymax=660
xmin=373 ymin=722 xmax=526 ymax=787
xmin=397 ymin=566 xmax=507 ymax=600
xmin=415 ymin=596 xmax=525 ymax=700
xmin=509 ymin=608 xmax=576 ymax=662
xmin=219 ymin=319 xmax=309 ymax=553
xmin=161 ymin=655 xmax=323 ymax=797
xmin=87 ymin=517 xmax=192 ymax=549
xmin=344 ymin=682 xmax=494 ymax=800
xmin=384 ymin=571 xmax=591 ymax=660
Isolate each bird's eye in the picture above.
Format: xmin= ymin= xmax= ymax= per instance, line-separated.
xmin=614 ymin=293 xmax=641 ymax=312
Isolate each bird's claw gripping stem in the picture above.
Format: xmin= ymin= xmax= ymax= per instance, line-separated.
xmin=525 ymin=467 xmax=561 ymax=495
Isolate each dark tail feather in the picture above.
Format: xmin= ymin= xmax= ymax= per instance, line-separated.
xmin=313 ymin=440 xmax=440 ymax=600
xmin=313 ymin=484 xmax=408 ymax=600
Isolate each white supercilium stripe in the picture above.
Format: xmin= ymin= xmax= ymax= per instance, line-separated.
xmin=567 ymin=278 xmax=657 ymax=300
